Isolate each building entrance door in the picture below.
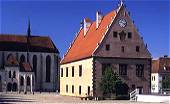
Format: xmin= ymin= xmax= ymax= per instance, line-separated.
xmin=7 ymin=83 xmax=12 ymax=91
xmin=137 ymin=86 xmax=143 ymax=94
xmin=12 ymin=83 xmax=17 ymax=91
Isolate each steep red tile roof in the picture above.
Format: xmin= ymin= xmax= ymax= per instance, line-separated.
xmin=152 ymin=57 xmax=170 ymax=73
xmin=61 ymin=10 xmax=116 ymax=64
xmin=152 ymin=60 xmax=160 ymax=73
xmin=0 ymin=34 xmax=59 ymax=53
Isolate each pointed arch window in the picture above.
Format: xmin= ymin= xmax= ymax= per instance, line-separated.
xmin=7 ymin=54 xmax=13 ymax=60
xmin=20 ymin=55 xmax=25 ymax=63
xmin=20 ymin=55 xmax=25 ymax=71
xmin=33 ymin=55 xmax=37 ymax=77
xmin=13 ymin=71 xmax=16 ymax=78
xmin=9 ymin=71 xmax=11 ymax=78
xmin=46 ymin=55 xmax=51 ymax=82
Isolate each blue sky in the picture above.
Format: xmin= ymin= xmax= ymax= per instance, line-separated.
xmin=0 ymin=0 xmax=169 ymax=58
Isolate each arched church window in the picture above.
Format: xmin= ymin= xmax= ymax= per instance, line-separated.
xmin=32 ymin=76 xmax=34 ymax=86
xmin=33 ymin=55 xmax=37 ymax=77
xmin=13 ymin=71 xmax=16 ymax=78
xmin=20 ymin=55 xmax=25 ymax=63
xmin=27 ymin=76 xmax=30 ymax=86
xmin=20 ymin=55 xmax=25 ymax=71
xmin=9 ymin=71 xmax=11 ymax=78
xmin=46 ymin=55 xmax=51 ymax=82
xmin=7 ymin=54 xmax=13 ymax=60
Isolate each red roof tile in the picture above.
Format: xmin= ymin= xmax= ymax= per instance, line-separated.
xmin=61 ymin=10 xmax=116 ymax=64
xmin=152 ymin=57 xmax=170 ymax=73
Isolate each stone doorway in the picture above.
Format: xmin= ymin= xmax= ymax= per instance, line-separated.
xmin=7 ymin=83 xmax=12 ymax=91
xmin=12 ymin=83 xmax=17 ymax=91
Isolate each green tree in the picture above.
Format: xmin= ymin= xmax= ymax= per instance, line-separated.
xmin=162 ymin=76 xmax=170 ymax=89
xmin=100 ymin=67 xmax=122 ymax=97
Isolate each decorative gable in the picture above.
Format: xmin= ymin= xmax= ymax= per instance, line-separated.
xmin=93 ymin=3 xmax=151 ymax=58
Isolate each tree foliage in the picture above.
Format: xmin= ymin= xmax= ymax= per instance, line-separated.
xmin=162 ymin=76 xmax=170 ymax=89
xmin=100 ymin=67 xmax=122 ymax=97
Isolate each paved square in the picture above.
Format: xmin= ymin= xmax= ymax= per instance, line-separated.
xmin=0 ymin=92 xmax=169 ymax=104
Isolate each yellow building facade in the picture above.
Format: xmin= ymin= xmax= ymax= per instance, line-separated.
xmin=60 ymin=58 xmax=93 ymax=97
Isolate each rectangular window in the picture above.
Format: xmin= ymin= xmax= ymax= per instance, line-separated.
xmin=88 ymin=86 xmax=90 ymax=95
xmin=136 ymin=46 xmax=140 ymax=52
xmin=79 ymin=86 xmax=81 ymax=95
xmin=61 ymin=68 xmax=63 ymax=77
xmin=72 ymin=85 xmax=74 ymax=93
xmin=106 ymin=44 xmax=110 ymax=51
xmin=128 ymin=32 xmax=132 ymax=38
xmin=136 ymin=64 xmax=144 ymax=77
xmin=72 ymin=66 xmax=74 ymax=77
xmin=66 ymin=85 xmax=68 ymax=93
xmin=119 ymin=64 xmax=127 ymax=76
xmin=102 ymin=63 xmax=111 ymax=75
xmin=113 ymin=31 xmax=117 ymax=38
xmin=79 ymin=65 xmax=82 ymax=77
xmin=66 ymin=67 xmax=68 ymax=77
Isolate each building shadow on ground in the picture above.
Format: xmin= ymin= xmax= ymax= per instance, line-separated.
xmin=0 ymin=95 xmax=35 ymax=104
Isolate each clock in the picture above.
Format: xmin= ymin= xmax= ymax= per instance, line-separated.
xmin=118 ymin=19 xmax=127 ymax=27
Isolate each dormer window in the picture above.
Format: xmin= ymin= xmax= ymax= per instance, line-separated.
xmin=119 ymin=31 xmax=126 ymax=41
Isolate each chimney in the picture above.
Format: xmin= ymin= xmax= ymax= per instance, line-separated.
xmin=164 ymin=55 xmax=168 ymax=58
xmin=96 ymin=11 xmax=102 ymax=29
xmin=84 ymin=18 xmax=91 ymax=36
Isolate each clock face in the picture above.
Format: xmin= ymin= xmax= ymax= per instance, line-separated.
xmin=118 ymin=19 xmax=127 ymax=27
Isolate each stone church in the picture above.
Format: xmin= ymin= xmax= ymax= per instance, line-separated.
xmin=0 ymin=22 xmax=60 ymax=93
xmin=60 ymin=1 xmax=151 ymax=97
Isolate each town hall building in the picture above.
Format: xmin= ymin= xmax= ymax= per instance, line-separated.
xmin=60 ymin=2 xmax=151 ymax=97
xmin=0 ymin=23 xmax=60 ymax=93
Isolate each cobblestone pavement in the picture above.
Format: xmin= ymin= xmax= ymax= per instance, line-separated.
xmin=0 ymin=92 xmax=169 ymax=104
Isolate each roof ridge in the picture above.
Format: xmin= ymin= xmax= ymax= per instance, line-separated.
xmin=0 ymin=33 xmax=49 ymax=38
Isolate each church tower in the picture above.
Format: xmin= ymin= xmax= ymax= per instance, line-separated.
xmin=27 ymin=19 xmax=31 ymax=63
